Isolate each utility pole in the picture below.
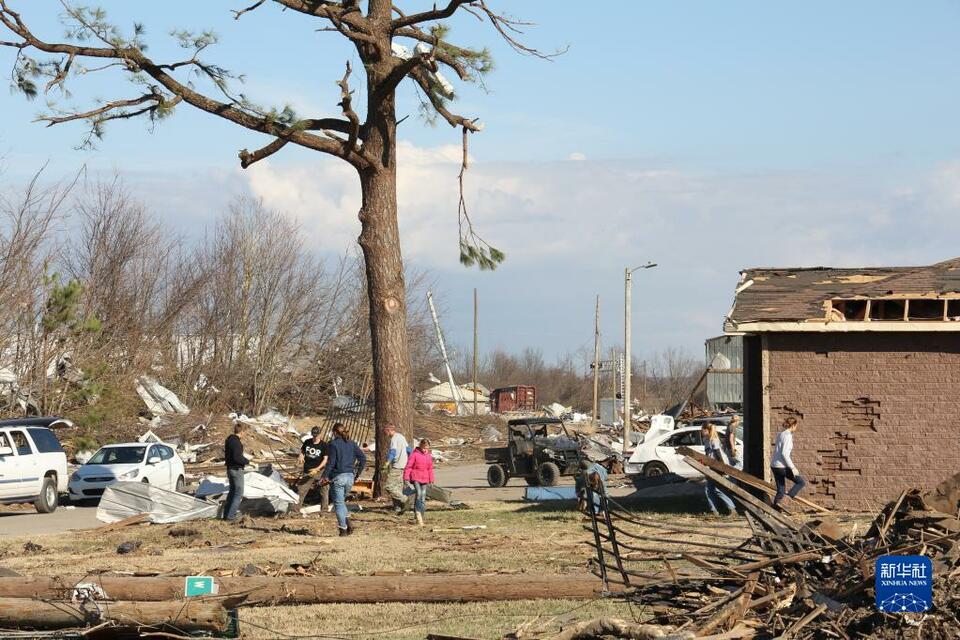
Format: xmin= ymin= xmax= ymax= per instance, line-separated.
xmin=427 ymin=291 xmax=464 ymax=414
xmin=473 ymin=288 xmax=478 ymax=417
xmin=592 ymin=295 xmax=601 ymax=425
xmin=624 ymin=262 xmax=657 ymax=456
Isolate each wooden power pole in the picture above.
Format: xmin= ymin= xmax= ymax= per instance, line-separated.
xmin=592 ymin=295 xmax=601 ymax=425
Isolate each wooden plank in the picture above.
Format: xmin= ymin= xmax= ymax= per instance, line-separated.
xmin=679 ymin=455 xmax=803 ymax=534
xmin=94 ymin=513 xmax=149 ymax=532
xmin=678 ymin=446 xmax=829 ymax=513
xmin=777 ymin=603 xmax=828 ymax=639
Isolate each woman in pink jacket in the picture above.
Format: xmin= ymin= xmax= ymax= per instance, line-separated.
xmin=403 ymin=438 xmax=435 ymax=526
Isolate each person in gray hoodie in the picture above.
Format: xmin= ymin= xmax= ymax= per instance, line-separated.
xmin=771 ymin=417 xmax=807 ymax=509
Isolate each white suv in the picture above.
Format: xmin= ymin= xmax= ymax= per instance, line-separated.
xmin=0 ymin=418 xmax=70 ymax=513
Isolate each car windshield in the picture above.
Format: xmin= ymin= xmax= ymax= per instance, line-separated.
xmin=88 ymin=446 xmax=146 ymax=465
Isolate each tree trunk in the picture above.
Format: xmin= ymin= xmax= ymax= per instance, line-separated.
xmin=360 ymin=61 xmax=414 ymax=498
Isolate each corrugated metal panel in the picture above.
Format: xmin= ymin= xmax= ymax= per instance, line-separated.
xmin=706 ymin=335 xmax=743 ymax=408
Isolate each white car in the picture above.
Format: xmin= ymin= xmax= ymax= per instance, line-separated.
xmin=69 ymin=442 xmax=186 ymax=501
xmin=625 ymin=415 xmax=743 ymax=479
xmin=0 ymin=419 xmax=70 ymax=513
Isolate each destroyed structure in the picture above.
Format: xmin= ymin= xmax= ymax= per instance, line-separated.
xmin=726 ymin=257 xmax=960 ymax=508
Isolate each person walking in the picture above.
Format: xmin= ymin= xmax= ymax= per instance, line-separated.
xmin=722 ymin=415 xmax=743 ymax=471
xmin=223 ymin=420 xmax=248 ymax=521
xmin=382 ymin=423 xmax=409 ymax=514
xmin=771 ymin=417 xmax=807 ymax=510
xmin=701 ymin=423 xmax=736 ymax=516
xmin=322 ymin=422 xmax=366 ymax=536
xmin=403 ymin=438 xmax=435 ymax=526
xmin=297 ymin=426 xmax=329 ymax=511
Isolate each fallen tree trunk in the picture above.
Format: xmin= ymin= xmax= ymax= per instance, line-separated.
xmin=0 ymin=597 xmax=228 ymax=632
xmin=0 ymin=573 xmax=614 ymax=605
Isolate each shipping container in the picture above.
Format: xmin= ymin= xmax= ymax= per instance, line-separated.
xmin=490 ymin=385 xmax=537 ymax=413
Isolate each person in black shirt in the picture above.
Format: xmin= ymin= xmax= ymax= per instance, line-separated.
xmin=223 ymin=421 xmax=248 ymax=521
xmin=297 ymin=426 xmax=329 ymax=511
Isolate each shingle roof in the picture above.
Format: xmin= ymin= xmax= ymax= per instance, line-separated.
xmin=727 ymin=257 xmax=960 ymax=324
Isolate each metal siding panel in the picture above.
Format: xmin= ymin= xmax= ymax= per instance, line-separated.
xmin=706 ymin=335 xmax=744 ymax=406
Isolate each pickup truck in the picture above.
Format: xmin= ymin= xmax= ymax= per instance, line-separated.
xmin=0 ymin=417 xmax=70 ymax=513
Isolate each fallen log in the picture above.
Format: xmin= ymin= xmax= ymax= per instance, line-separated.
xmin=0 ymin=597 xmax=228 ymax=632
xmin=0 ymin=573 xmax=617 ymax=605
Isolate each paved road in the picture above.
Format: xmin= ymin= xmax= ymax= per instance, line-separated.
xmin=0 ymin=463 xmax=657 ymax=538
xmin=0 ymin=505 xmax=100 ymax=538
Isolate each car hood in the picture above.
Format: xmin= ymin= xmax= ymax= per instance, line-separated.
xmin=76 ymin=463 xmax=139 ymax=478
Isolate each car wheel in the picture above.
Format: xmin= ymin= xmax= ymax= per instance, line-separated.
xmin=175 ymin=475 xmax=186 ymax=493
xmin=141 ymin=478 xmax=149 ymax=484
xmin=524 ymin=476 xmax=541 ymax=486
xmin=643 ymin=461 xmax=669 ymax=477
xmin=486 ymin=464 xmax=508 ymax=487
xmin=34 ymin=477 xmax=58 ymax=514
xmin=537 ymin=462 xmax=561 ymax=487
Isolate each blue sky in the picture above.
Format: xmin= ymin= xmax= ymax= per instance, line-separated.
xmin=2 ymin=1 xmax=960 ymax=367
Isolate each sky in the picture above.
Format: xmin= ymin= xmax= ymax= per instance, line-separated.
xmin=2 ymin=1 xmax=960 ymax=368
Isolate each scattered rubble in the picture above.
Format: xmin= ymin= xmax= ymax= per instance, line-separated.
xmin=585 ymin=457 xmax=960 ymax=639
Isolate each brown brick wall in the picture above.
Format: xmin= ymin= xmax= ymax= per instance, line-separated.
xmin=766 ymin=332 xmax=960 ymax=510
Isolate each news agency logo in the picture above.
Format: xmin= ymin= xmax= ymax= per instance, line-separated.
xmin=875 ymin=555 xmax=932 ymax=613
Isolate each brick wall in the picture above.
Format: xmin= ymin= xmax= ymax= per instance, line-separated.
xmin=766 ymin=332 xmax=960 ymax=510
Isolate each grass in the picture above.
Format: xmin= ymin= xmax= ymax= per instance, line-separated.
xmin=0 ymin=497 xmax=753 ymax=638
xmin=241 ymin=598 xmax=639 ymax=640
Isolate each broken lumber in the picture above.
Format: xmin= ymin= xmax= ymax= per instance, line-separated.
xmin=545 ymin=618 xmax=693 ymax=640
xmin=0 ymin=573 xmax=617 ymax=605
xmin=677 ymin=447 xmax=829 ymax=513
xmin=0 ymin=597 xmax=228 ymax=632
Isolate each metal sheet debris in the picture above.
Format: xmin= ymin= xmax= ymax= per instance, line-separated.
xmin=96 ymin=481 xmax=217 ymax=524
xmin=135 ymin=376 xmax=190 ymax=415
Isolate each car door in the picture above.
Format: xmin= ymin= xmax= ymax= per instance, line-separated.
xmin=0 ymin=432 xmax=19 ymax=499
xmin=8 ymin=429 xmax=39 ymax=496
xmin=655 ymin=430 xmax=701 ymax=477
xmin=142 ymin=445 xmax=163 ymax=486
xmin=158 ymin=445 xmax=175 ymax=489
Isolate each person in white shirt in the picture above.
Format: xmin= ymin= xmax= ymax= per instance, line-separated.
xmin=770 ymin=417 xmax=807 ymax=509
xmin=382 ymin=423 xmax=410 ymax=514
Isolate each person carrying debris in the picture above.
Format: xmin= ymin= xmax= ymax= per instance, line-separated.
xmin=771 ymin=417 xmax=807 ymax=510
xmin=701 ymin=423 xmax=736 ymax=516
xmin=382 ymin=423 xmax=410 ymax=514
xmin=321 ymin=422 xmax=366 ymax=536
xmin=722 ymin=415 xmax=743 ymax=471
xmin=223 ymin=420 xmax=248 ymax=521
xmin=296 ymin=426 xmax=329 ymax=511
xmin=403 ymin=438 xmax=435 ymax=526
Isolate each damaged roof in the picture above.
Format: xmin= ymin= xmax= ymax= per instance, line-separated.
xmin=726 ymin=257 xmax=960 ymax=326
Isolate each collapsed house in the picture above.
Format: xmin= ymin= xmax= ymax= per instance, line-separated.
xmin=725 ymin=257 xmax=960 ymax=508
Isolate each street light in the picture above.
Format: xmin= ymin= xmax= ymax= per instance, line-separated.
xmin=624 ymin=262 xmax=657 ymax=458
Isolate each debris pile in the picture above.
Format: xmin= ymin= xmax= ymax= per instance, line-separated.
xmin=585 ymin=460 xmax=960 ymax=639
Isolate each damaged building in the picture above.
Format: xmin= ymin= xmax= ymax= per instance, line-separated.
xmin=726 ymin=257 xmax=960 ymax=509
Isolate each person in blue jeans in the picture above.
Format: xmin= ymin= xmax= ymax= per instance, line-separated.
xmin=701 ymin=423 xmax=736 ymax=516
xmin=321 ymin=422 xmax=366 ymax=536
xmin=223 ymin=421 xmax=247 ymax=521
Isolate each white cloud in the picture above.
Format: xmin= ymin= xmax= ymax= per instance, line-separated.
xmin=567 ymin=152 xmax=587 ymax=161
xmin=235 ymin=144 xmax=960 ymax=355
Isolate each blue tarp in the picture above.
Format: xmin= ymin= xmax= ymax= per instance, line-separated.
xmin=524 ymin=486 xmax=578 ymax=501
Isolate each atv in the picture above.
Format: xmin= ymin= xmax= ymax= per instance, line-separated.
xmin=483 ymin=417 xmax=581 ymax=487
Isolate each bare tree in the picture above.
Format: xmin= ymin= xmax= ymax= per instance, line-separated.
xmin=0 ymin=0 xmax=553 ymax=490
xmin=175 ymin=198 xmax=328 ymax=414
